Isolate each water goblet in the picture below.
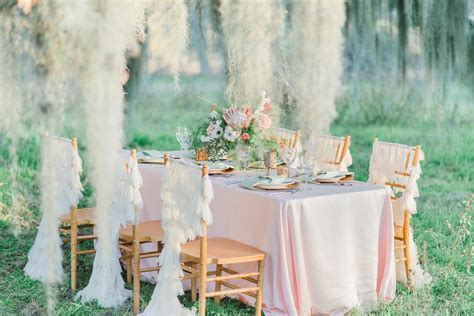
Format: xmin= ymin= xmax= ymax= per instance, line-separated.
xmin=280 ymin=146 xmax=297 ymax=177
xmin=176 ymin=127 xmax=192 ymax=158
xmin=301 ymin=155 xmax=315 ymax=190
xmin=237 ymin=145 xmax=252 ymax=176
xmin=263 ymin=151 xmax=276 ymax=176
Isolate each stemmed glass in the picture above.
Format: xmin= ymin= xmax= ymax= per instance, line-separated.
xmin=176 ymin=127 xmax=192 ymax=158
xmin=263 ymin=151 xmax=276 ymax=176
xmin=280 ymin=146 xmax=297 ymax=177
xmin=237 ymin=145 xmax=252 ymax=177
xmin=300 ymin=154 xmax=315 ymax=190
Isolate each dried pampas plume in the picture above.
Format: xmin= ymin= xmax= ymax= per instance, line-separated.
xmin=290 ymin=0 xmax=345 ymax=137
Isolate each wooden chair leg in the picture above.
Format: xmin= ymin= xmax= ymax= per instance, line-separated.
xmin=403 ymin=211 xmax=412 ymax=288
xmin=255 ymin=259 xmax=265 ymax=316
xmin=126 ymin=257 xmax=132 ymax=283
xmin=70 ymin=217 xmax=78 ymax=292
xmin=191 ymin=263 xmax=197 ymax=302
xmin=199 ymin=237 xmax=207 ymax=316
xmin=214 ymin=264 xmax=222 ymax=304
xmin=133 ymin=230 xmax=140 ymax=314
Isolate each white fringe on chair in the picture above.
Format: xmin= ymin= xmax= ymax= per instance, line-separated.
xmin=368 ymin=141 xmax=431 ymax=288
xmin=24 ymin=136 xmax=84 ymax=283
xmin=75 ymin=150 xmax=143 ymax=307
xmin=141 ymin=159 xmax=214 ymax=315
xmin=118 ymin=150 xmax=144 ymax=225
xmin=308 ymin=135 xmax=352 ymax=172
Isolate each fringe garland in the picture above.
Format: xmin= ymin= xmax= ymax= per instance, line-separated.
xmin=368 ymin=141 xmax=432 ymax=288
xmin=141 ymin=159 xmax=213 ymax=315
xmin=24 ymin=136 xmax=83 ymax=283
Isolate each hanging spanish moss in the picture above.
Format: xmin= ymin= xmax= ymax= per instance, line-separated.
xmin=345 ymin=0 xmax=472 ymax=88
xmin=219 ymin=0 xmax=284 ymax=113
xmin=1 ymin=2 xmax=76 ymax=313
xmin=147 ymin=0 xmax=189 ymax=89
xmin=48 ymin=0 xmax=144 ymax=307
xmin=0 ymin=2 xmax=71 ymax=234
xmin=290 ymin=0 xmax=346 ymax=137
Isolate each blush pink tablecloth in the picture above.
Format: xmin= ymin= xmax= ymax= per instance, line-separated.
xmin=137 ymin=163 xmax=396 ymax=315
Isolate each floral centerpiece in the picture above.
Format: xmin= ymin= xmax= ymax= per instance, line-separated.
xmin=193 ymin=91 xmax=274 ymax=160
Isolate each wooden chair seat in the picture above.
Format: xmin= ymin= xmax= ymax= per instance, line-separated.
xmin=119 ymin=220 xmax=164 ymax=242
xmin=182 ymin=238 xmax=265 ymax=265
xmin=60 ymin=207 xmax=95 ymax=225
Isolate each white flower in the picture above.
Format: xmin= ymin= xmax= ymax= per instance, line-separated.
xmin=200 ymin=135 xmax=211 ymax=143
xmin=205 ymin=121 xmax=223 ymax=141
xmin=209 ymin=111 xmax=219 ymax=119
xmin=210 ymin=126 xmax=223 ymax=139
xmin=223 ymin=126 xmax=239 ymax=142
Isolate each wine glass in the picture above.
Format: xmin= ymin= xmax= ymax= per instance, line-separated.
xmin=280 ymin=146 xmax=297 ymax=177
xmin=237 ymin=145 xmax=252 ymax=176
xmin=263 ymin=151 xmax=276 ymax=176
xmin=176 ymin=127 xmax=192 ymax=157
xmin=301 ymin=154 xmax=315 ymax=190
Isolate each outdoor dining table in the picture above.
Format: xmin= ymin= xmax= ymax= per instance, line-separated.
xmin=137 ymin=162 xmax=396 ymax=315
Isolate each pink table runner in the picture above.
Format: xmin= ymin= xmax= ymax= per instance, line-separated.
xmin=137 ymin=164 xmax=396 ymax=315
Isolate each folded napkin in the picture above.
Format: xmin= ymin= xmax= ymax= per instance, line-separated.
xmin=304 ymin=171 xmax=354 ymax=182
xmin=240 ymin=177 xmax=296 ymax=190
xmin=196 ymin=161 xmax=234 ymax=173
xmin=137 ymin=150 xmax=164 ymax=163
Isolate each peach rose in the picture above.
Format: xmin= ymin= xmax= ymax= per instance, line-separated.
xmin=263 ymin=103 xmax=272 ymax=113
xmin=256 ymin=114 xmax=272 ymax=130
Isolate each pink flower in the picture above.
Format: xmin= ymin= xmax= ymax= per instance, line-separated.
xmin=256 ymin=114 xmax=272 ymax=130
xmin=211 ymin=104 xmax=218 ymax=111
xmin=240 ymin=133 xmax=250 ymax=141
xmin=223 ymin=107 xmax=252 ymax=129
xmin=263 ymin=103 xmax=272 ymax=113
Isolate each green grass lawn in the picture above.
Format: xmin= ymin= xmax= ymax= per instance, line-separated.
xmin=0 ymin=77 xmax=472 ymax=315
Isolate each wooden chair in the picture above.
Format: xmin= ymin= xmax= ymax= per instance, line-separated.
xmin=119 ymin=149 xmax=164 ymax=315
xmin=58 ymin=138 xmax=97 ymax=292
xmin=372 ymin=138 xmax=423 ymax=288
xmin=180 ymin=164 xmax=266 ymax=316
xmin=311 ymin=135 xmax=351 ymax=169
xmin=272 ymin=127 xmax=301 ymax=149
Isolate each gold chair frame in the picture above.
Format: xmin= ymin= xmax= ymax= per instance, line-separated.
xmin=119 ymin=149 xmax=163 ymax=315
xmin=373 ymin=138 xmax=422 ymax=288
xmin=58 ymin=138 xmax=97 ymax=292
xmin=179 ymin=164 xmax=266 ymax=316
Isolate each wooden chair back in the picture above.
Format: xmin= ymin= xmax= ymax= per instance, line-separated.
xmin=372 ymin=138 xmax=422 ymax=200
xmin=273 ymin=128 xmax=301 ymax=149
xmin=313 ymin=134 xmax=351 ymax=166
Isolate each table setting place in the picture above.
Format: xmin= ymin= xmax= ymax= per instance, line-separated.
xmin=136 ymin=124 xmax=356 ymax=197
